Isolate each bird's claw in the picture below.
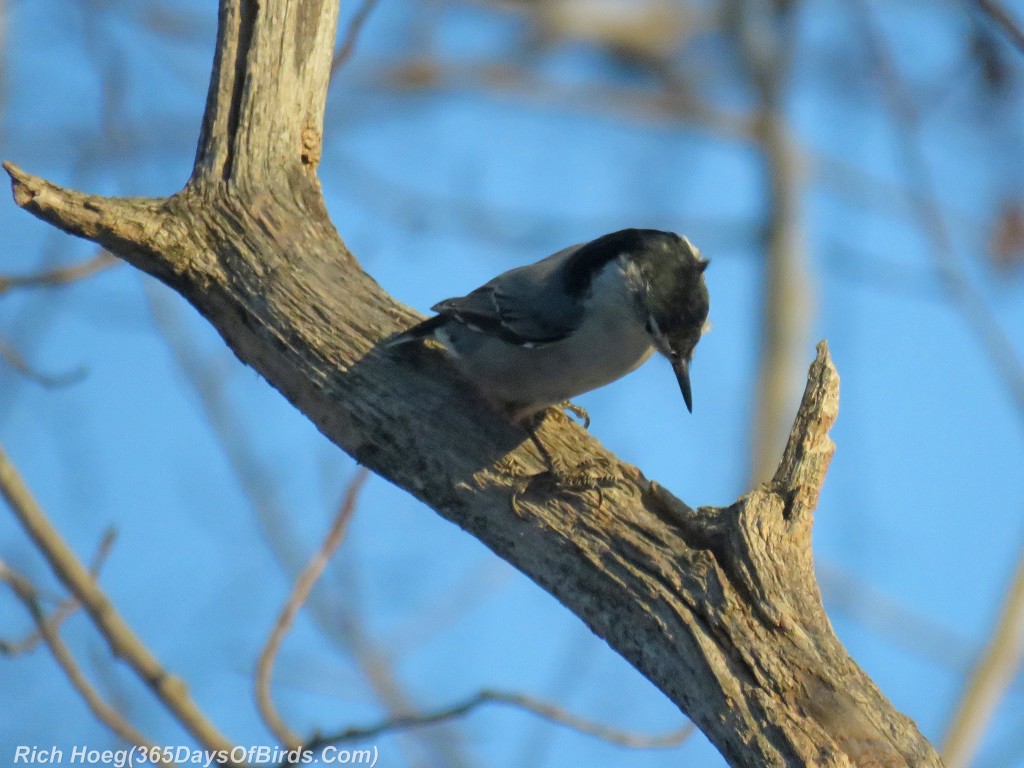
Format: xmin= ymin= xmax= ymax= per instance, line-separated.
xmin=552 ymin=401 xmax=590 ymax=429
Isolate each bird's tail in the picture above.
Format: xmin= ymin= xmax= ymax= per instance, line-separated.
xmin=382 ymin=314 xmax=446 ymax=349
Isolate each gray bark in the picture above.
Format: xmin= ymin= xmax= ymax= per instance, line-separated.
xmin=3 ymin=1 xmax=942 ymax=765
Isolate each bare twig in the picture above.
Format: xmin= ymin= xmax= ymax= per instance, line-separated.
xmin=0 ymin=334 xmax=87 ymax=388
xmin=256 ymin=469 xmax=371 ymax=749
xmin=850 ymin=5 xmax=1024 ymax=766
xmin=0 ymin=250 xmax=117 ymax=296
xmin=329 ymin=0 xmax=381 ymax=80
xmin=0 ymin=528 xmax=116 ymax=656
xmin=0 ymin=444 xmax=243 ymax=765
xmin=305 ymin=688 xmax=695 ymax=753
xmin=974 ymin=0 xmax=1024 ymax=56
xmin=0 ymin=560 xmax=171 ymax=762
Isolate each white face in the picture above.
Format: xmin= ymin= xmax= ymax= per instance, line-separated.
xmin=644 ymin=314 xmax=675 ymax=359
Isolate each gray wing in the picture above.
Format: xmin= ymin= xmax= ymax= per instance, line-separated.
xmin=431 ymin=244 xmax=584 ymax=346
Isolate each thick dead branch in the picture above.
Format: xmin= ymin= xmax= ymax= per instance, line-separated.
xmin=3 ymin=1 xmax=941 ymax=764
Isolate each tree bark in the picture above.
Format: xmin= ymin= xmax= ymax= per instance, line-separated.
xmin=3 ymin=1 xmax=942 ymax=765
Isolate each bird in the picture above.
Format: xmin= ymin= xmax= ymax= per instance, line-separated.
xmin=387 ymin=228 xmax=710 ymax=429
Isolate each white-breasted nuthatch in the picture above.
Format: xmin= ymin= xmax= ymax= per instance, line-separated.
xmin=388 ymin=228 xmax=710 ymax=424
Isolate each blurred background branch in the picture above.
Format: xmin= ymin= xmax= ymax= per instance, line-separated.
xmin=975 ymin=0 xmax=1024 ymax=56
xmin=0 ymin=250 xmax=117 ymax=296
xmin=256 ymin=469 xmax=370 ymax=750
xmin=731 ymin=0 xmax=812 ymax=487
xmin=331 ymin=0 xmax=382 ymax=80
xmin=145 ymin=285 xmax=478 ymax=768
xmin=307 ymin=688 xmax=695 ymax=752
xmin=0 ymin=527 xmax=115 ymax=656
xmin=943 ymin=548 xmax=1024 ymax=768
xmin=0 ymin=558 xmax=165 ymax=760
xmin=0 ymin=444 xmax=240 ymax=763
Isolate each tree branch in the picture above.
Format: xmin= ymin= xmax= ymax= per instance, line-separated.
xmin=0 ymin=334 xmax=86 ymax=388
xmin=306 ymin=688 xmax=694 ymax=753
xmin=256 ymin=469 xmax=370 ymax=749
xmin=0 ymin=445 xmax=243 ymax=765
xmin=0 ymin=250 xmax=117 ymax=295
xmin=0 ymin=528 xmax=116 ymax=656
xmin=943 ymin=549 xmax=1024 ymax=768
xmin=329 ymin=0 xmax=381 ymax=80
xmin=0 ymin=560 xmax=171 ymax=764
xmin=734 ymin=0 xmax=812 ymax=487
xmin=974 ymin=0 xmax=1024 ymax=56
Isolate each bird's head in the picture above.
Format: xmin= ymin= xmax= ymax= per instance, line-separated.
xmin=626 ymin=231 xmax=710 ymax=413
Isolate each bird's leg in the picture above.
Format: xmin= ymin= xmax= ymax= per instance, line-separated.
xmin=508 ymin=412 xmax=621 ymax=515
xmin=525 ymin=417 xmax=566 ymax=476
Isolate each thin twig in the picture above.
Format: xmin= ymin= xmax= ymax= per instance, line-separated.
xmin=305 ymin=688 xmax=695 ymax=753
xmin=974 ymin=0 xmax=1024 ymax=56
xmin=0 ymin=444 xmax=244 ymax=766
xmin=0 ymin=250 xmax=117 ymax=295
xmin=329 ymin=0 xmax=381 ymax=80
xmin=850 ymin=5 xmax=1024 ymax=767
xmin=0 ymin=528 xmax=116 ymax=656
xmin=0 ymin=334 xmax=87 ymax=388
xmin=256 ymin=469 xmax=371 ymax=749
xmin=0 ymin=560 xmax=174 ymax=764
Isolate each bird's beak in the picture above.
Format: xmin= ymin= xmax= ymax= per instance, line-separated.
xmin=673 ymin=357 xmax=693 ymax=413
